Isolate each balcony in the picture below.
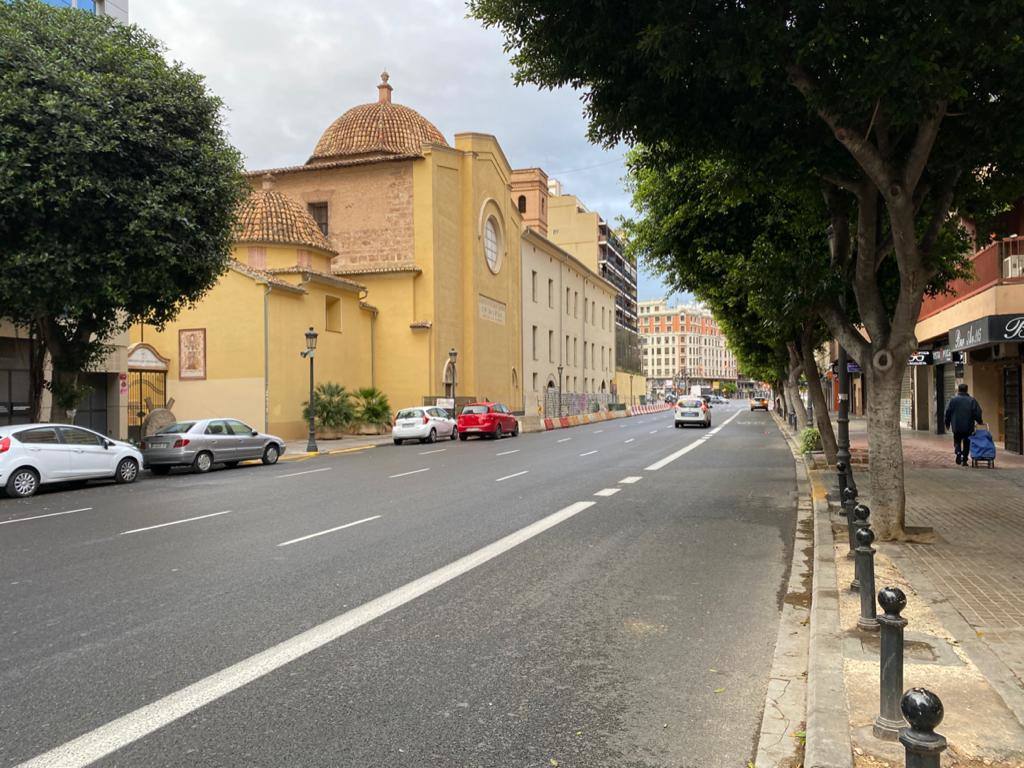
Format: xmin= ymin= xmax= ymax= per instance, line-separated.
xmin=919 ymin=237 xmax=1024 ymax=319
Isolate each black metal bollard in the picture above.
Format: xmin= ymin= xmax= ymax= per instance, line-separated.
xmin=873 ymin=587 xmax=908 ymax=740
xmin=855 ymin=526 xmax=879 ymax=631
xmin=836 ymin=460 xmax=849 ymax=499
xmin=850 ymin=503 xmax=870 ymax=589
xmin=840 ymin=486 xmax=858 ymax=558
xmin=899 ymin=688 xmax=947 ymax=767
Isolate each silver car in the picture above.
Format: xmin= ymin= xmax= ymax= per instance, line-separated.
xmin=141 ymin=418 xmax=285 ymax=474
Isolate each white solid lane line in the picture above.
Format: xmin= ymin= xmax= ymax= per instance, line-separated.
xmin=645 ymin=409 xmax=743 ymax=471
xmin=495 ymin=470 xmax=529 ymax=482
xmin=389 ymin=467 xmax=431 ymax=479
xmin=495 ymin=449 xmax=520 ymax=456
xmin=119 ymin=511 xmax=231 ymax=536
xmin=277 ymin=467 xmax=332 ymax=479
xmin=418 ymin=448 xmax=446 ymax=455
xmin=557 ymin=437 xmax=572 ymax=443
xmin=277 ymin=515 xmax=380 ymax=547
xmin=594 ymin=488 xmax=620 ymax=497
xmin=619 ymin=476 xmax=642 ymax=484
xmin=0 ymin=507 xmax=92 ymax=526
xmin=19 ymin=500 xmax=599 ymax=768
xmin=624 ymin=438 xmax=635 ymax=444
xmin=593 ymin=429 xmax=604 ymax=434
xmin=579 ymin=450 xmax=598 ymax=457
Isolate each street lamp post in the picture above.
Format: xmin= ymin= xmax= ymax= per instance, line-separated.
xmin=446 ymin=347 xmax=458 ymax=417
xmin=557 ymin=363 xmax=564 ymax=417
xmin=300 ymin=326 xmax=318 ymax=453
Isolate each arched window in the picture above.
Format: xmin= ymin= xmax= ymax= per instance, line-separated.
xmin=517 ymin=195 xmax=527 ymax=214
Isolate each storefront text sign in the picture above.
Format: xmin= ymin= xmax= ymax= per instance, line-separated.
xmin=949 ymin=314 xmax=1024 ymax=351
xmin=908 ymin=351 xmax=933 ymax=366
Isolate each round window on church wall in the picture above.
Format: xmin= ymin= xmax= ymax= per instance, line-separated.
xmin=484 ymin=216 xmax=501 ymax=274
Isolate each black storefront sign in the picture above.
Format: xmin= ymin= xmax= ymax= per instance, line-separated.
xmin=950 ymin=314 xmax=1024 ymax=352
xmin=908 ymin=351 xmax=933 ymax=366
xmin=930 ymin=348 xmax=964 ymax=365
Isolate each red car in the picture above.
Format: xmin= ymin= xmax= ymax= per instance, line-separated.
xmin=457 ymin=402 xmax=520 ymax=440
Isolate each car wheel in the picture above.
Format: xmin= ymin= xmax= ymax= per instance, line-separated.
xmin=494 ymin=424 xmax=503 ymax=440
xmin=459 ymin=434 xmax=468 ymax=441
xmin=150 ymin=465 xmax=171 ymax=476
xmin=115 ymin=457 xmax=139 ymax=484
xmin=261 ymin=444 xmax=280 ymax=466
xmin=6 ymin=467 xmax=39 ymax=498
xmin=512 ymin=422 xmax=519 ymax=437
xmin=192 ymin=451 xmax=214 ymax=474
xmin=427 ymin=428 xmax=436 ymax=444
xmin=394 ymin=439 xmax=403 ymax=446
xmin=449 ymin=427 xmax=458 ymax=441
xmin=224 ymin=461 xmax=240 ymax=469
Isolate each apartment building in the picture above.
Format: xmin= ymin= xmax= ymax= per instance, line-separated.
xmin=638 ymin=299 xmax=738 ymax=394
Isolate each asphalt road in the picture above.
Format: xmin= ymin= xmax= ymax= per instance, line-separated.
xmin=0 ymin=402 xmax=796 ymax=768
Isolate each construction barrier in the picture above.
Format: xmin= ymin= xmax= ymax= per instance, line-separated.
xmin=542 ymin=402 xmax=670 ymax=431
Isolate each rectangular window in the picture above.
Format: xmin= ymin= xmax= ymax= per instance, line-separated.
xmin=307 ymin=202 xmax=329 ymax=237
xmin=532 ymin=325 xmax=538 ymax=360
xmin=325 ymin=296 xmax=342 ymax=332
xmin=584 ymin=298 xmax=588 ymax=323
xmin=548 ymin=330 xmax=554 ymax=362
xmin=574 ymin=291 xmax=578 ymax=318
xmin=532 ymin=372 xmax=538 ymax=390
xmin=247 ymin=246 xmax=266 ymax=269
xmin=566 ymin=287 xmax=571 ymax=314
xmin=548 ymin=279 xmax=554 ymax=308
xmin=566 ymin=335 xmax=570 ymax=362
xmin=574 ymin=337 xmax=578 ymax=366
xmin=531 ymin=270 xmax=538 ymax=302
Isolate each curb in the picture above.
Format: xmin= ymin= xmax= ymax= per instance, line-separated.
xmin=769 ymin=413 xmax=853 ymax=768
xmin=276 ymin=444 xmax=378 ymax=463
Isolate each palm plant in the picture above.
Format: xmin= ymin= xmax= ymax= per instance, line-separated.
xmin=302 ymin=382 xmax=355 ymax=430
xmin=354 ymin=387 xmax=392 ymax=428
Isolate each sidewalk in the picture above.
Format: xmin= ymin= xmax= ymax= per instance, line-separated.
xmin=796 ymin=420 xmax=1024 ymax=766
xmin=280 ymin=432 xmax=393 ymax=460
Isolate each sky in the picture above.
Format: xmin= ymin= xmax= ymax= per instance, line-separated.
xmin=132 ymin=0 xmax=688 ymax=305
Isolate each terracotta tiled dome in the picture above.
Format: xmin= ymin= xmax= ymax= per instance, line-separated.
xmin=235 ymin=177 xmax=335 ymax=253
xmin=308 ymin=72 xmax=448 ymax=164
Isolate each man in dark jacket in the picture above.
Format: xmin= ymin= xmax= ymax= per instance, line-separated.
xmin=944 ymin=383 xmax=983 ymax=466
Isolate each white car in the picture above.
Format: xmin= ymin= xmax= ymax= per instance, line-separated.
xmin=392 ymin=406 xmax=458 ymax=445
xmin=0 ymin=423 xmax=143 ymax=498
xmin=674 ymin=397 xmax=711 ymax=428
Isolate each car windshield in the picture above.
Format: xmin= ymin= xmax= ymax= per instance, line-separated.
xmin=461 ymin=405 xmax=489 ymax=414
xmin=396 ymin=409 xmax=423 ymax=419
xmin=679 ymin=399 xmax=703 ymax=408
xmin=156 ymin=422 xmax=196 ymax=434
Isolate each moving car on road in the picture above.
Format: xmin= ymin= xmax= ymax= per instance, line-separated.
xmin=0 ymin=423 xmax=143 ymax=498
xmin=141 ymin=419 xmax=285 ymax=474
xmin=457 ymin=402 xmax=519 ymax=440
xmin=675 ymin=397 xmax=711 ymax=429
xmin=749 ymin=394 xmax=770 ymax=411
xmin=393 ymin=406 xmax=458 ymax=444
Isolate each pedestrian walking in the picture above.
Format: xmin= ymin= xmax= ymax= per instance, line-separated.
xmin=944 ymin=383 xmax=983 ymax=466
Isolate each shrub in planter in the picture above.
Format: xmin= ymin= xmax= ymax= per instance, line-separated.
xmin=354 ymin=387 xmax=392 ymax=434
xmin=302 ymin=383 xmax=355 ymax=438
xmin=799 ymin=427 xmax=822 ymax=454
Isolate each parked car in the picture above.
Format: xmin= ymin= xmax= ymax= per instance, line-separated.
xmin=457 ymin=402 xmax=519 ymax=440
xmin=141 ymin=419 xmax=285 ymax=474
xmin=0 ymin=423 xmax=143 ymax=498
xmin=749 ymin=394 xmax=770 ymax=411
xmin=392 ymin=406 xmax=457 ymax=444
xmin=711 ymin=395 xmax=728 ymax=404
xmin=675 ymin=397 xmax=711 ymax=428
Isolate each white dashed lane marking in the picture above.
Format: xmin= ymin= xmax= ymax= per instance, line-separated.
xmin=495 ymin=470 xmax=529 ymax=482
xmin=594 ymin=488 xmax=620 ymax=497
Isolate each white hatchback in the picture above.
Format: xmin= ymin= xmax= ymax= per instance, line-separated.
xmin=0 ymin=423 xmax=144 ymax=498
xmin=392 ymin=407 xmax=458 ymax=445
xmin=675 ymin=397 xmax=711 ymax=428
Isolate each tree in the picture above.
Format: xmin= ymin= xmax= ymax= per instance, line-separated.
xmin=471 ymin=0 xmax=1024 ymax=538
xmin=0 ymin=1 xmax=246 ymax=418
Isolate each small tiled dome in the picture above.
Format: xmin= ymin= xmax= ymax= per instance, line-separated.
xmin=235 ymin=177 xmax=335 ymax=253
xmin=308 ymin=72 xmax=448 ymax=164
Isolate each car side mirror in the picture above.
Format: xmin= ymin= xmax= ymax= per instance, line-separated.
xmin=251 ymin=430 xmax=258 ymax=436
xmin=104 ymin=440 xmax=113 ymax=449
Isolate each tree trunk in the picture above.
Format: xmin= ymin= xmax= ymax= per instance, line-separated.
xmin=864 ymin=361 xmax=907 ymax=540
xmin=800 ymin=331 xmax=838 ymax=464
xmin=785 ymin=377 xmax=807 ymax=428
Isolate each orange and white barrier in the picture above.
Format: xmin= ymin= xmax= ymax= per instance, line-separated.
xmin=542 ymin=403 xmax=669 ymax=431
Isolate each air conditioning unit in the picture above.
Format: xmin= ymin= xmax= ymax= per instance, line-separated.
xmin=1004 ymin=254 xmax=1024 ymax=278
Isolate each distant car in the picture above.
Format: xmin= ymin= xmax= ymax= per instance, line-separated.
xmin=664 ymin=394 xmax=676 ymax=404
xmin=675 ymin=397 xmax=711 ymax=428
xmin=393 ymin=406 xmax=457 ymax=445
xmin=457 ymin=402 xmax=519 ymax=440
xmin=750 ymin=395 xmax=770 ymax=411
xmin=711 ymin=395 xmax=728 ymax=404
xmin=141 ymin=419 xmax=285 ymax=474
xmin=0 ymin=423 xmax=143 ymax=498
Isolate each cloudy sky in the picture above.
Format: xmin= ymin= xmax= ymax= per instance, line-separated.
xmin=133 ymin=0 xmax=685 ymax=304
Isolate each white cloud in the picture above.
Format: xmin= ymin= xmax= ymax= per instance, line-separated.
xmin=132 ymin=0 xmax=668 ymax=299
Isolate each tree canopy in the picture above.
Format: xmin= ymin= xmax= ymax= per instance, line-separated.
xmin=0 ymin=0 xmax=246 ymax=410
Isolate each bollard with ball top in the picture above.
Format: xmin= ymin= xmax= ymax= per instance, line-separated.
xmin=899 ymin=688 xmax=947 ymax=768
xmin=840 ymin=486 xmax=858 ymax=558
xmin=873 ymin=587 xmax=909 ymax=740
xmin=850 ymin=504 xmax=871 ymax=591
xmin=855 ymin=525 xmax=879 ymax=631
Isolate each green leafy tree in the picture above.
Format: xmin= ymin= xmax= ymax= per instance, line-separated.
xmin=471 ymin=0 xmax=1024 ymax=537
xmin=0 ymin=1 xmax=246 ymax=419
xmin=355 ymin=387 xmax=392 ymax=430
xmin=302 ymin=383 xmax=355 ymax=431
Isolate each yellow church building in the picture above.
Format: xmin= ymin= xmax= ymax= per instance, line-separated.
xmin=132 ymin=180 xmax=375 ymax=439
xmin=250 ymin=73 xmax=523 ymax=412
